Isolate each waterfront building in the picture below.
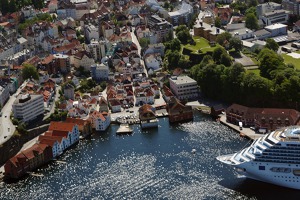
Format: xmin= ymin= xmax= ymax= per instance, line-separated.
xmin=48 ymin=121 xmax=80 ymax=146
xmin=166 ymin=97 xmax=193 ymax=123
xmin=139 ymin=104 xmax=158 ymax=129
xmin=226 ymin=104 xmax=300 ymax=132
xmin=4 ymin=144 xmax=52 ymax=179
xmin=169 ymin=76 xmax=198 ymax=101
xmin=38 ymin=136 xmax=63 ymax=158
xmin=65 ymin=117 xmax=93 ymax=138
xmin=12 ymin=94 xmax=44 ymax=122
xmin=89 ymin=110 xmax=111 ymax=131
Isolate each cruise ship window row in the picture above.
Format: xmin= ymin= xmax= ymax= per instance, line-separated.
xmin=265 ymin=148 xmax=300 ymax=153
xmin=262 ymin=152 xmax=300 ymax=157
xmin=255 ymin=158 xmax=300 ymax=164
xmin=270 ymin=146 xmax=300 ymax=150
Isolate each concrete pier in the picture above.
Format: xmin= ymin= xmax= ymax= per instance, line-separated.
xmin=116 ymin=124 xmax=133 ymax=135
xmin=219 ymin=114 xmax=264 ymax=140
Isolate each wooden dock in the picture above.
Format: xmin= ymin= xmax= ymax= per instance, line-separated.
xmin=116 ymin=124 xmax=133 ymax=135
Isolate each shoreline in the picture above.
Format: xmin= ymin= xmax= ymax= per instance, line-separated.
xmin=219 ymin=114 xmax=264 ymax=140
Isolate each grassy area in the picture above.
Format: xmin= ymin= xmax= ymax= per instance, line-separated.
xmin=183 ymin=36 xmax=220 ymax=53
xmin=247 ymin=69 xmax=261 ymax=76
xmin=282 ymin=53 xmax=300 ymax=70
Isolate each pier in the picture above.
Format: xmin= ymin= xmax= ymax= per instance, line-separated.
xmin=219 ymin=114 xmax=264 ymax=140
xmin=116 ymin=124 xmax=133 ymax=135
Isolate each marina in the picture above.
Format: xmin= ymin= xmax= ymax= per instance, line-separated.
xmin=0 ymin=113 xmax=299 ymax=199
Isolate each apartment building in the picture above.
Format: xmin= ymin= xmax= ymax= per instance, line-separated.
xmin=12 ymin=94 xmax=44 ymax=122
xmin=169 ymin=76 xmax=198 ymax=101
xmin=168 ymin=2 xmax=194 ymax=25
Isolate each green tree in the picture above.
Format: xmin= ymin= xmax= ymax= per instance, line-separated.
xmin=164 ymin=38 xmax=181 ymax=52
xmin=220 ymin=53 xmax=232 ymax=67
xmin=139 ymin=38 xmax=150 ymax=48
xmin=165 ymin=50 xmax=181 ymax=69
xmin=258 ymin=48 xmax=285 ymax=79
xmin=242 ymin=72 xmax=272 ymax=106
xmin=32 ymin=0 xmax=44 ymax=9
xmin=1 ymin=0 xmax=9 ymax=15
xmin=8 ymin=0 xmax=17 ymax=13
xmin=197 ymin=63 xmax=225 ymax=99
xmin=22 ymin=63 xmax=39 ymax=80
xmin=229 ymin=37 xmax=242 ymax=52
xmin=215 ymin=17 xmax=221 ymax=28
xmin=245 ymin=6 xmax=257 ymax=16
xmin=212 ymin=47 xmax=227 ymax=64
xmin=175 ymin=25 xmax=193 ymax=44
xmin=216 ymin=32 xmax=232 ymax=46
xmin=247 ymin=0 xmax=258 ymax=8
xmin=265 ymin=38 xmax=279 ymax=52
xmin=245 ymin=13 xmax=259 ymax=30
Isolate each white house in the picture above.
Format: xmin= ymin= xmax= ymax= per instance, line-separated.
xmin=134 ymin=87 xmax=155 ymax=106
xmin=144 ymin=53 xmax=162 ymax=70
xmin=264 ymin=23 xmax=288 ymax=37
xmin=86 ymin=39 xmax=106 ymax=61
xmin=230 ymin=28 xmax=254 ymax=40
xmin=72 ymin=51 xmax=95 ymax=71
xmin=84 ymin=24 xmax=99 ymax=43
xmin=89 ymin=110 xmax=111 ymax=131
xmin=109 ymin=99 xmax=122 ymax=113
xmin=91 ymin=63 xmax=109 ymax=81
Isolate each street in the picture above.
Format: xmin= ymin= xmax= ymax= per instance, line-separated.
xmin=0 ymin=81 xmax=28 ymax=145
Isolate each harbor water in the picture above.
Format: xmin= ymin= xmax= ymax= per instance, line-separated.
xmin=1 ymin=113 xmax=300 ymax=199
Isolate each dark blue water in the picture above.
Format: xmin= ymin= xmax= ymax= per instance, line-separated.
xmin=1 ymin=113 xmax=300 ymax=199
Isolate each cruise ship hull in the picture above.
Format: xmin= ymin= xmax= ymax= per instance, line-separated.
xmin=217 ymin=155 xmax=300 ymax=190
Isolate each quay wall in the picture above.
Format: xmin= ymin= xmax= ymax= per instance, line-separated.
xmin=0 ymin=124 xmax=49 ymax=166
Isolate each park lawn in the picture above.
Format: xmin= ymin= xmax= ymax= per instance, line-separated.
xmin=183 ymin=36 xmax=220 ymax=53
xmin=281 ymin=53 xmax=300 ymax=70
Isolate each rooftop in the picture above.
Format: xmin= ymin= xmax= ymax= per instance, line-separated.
xmin=169 ymin=76 xmax=197 ymax=85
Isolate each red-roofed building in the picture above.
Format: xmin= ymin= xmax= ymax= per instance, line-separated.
xmin=49 ymin=121 xmax=80 ymax=146
xmin=89 ymin=110 xmax=111 ymax=131
xmin=4 ymin=144 xmax=52 ymax=179
xmin=38 ymin=135 xmax=63 ymax=157
xmin=65 ymin=117 xmax=93 ymax=138
xmin=139 ymin=104 xmax=158 ymax=129
xmin=167 ymin=97 xmax=193 ymax=123
xmin=226 ymin=104 xmax=300 ymax=131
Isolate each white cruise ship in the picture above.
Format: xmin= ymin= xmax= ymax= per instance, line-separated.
xmin=217 ymin=126 xmax=300 ymax=190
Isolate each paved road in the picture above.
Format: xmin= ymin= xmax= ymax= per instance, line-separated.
xmin=44 ymin=85 xmax=61 ymax=120
xmin=131 ymin=27 xmax=148 ymax=77
xmin=0 ymin=81 xmax=27 ymax=145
